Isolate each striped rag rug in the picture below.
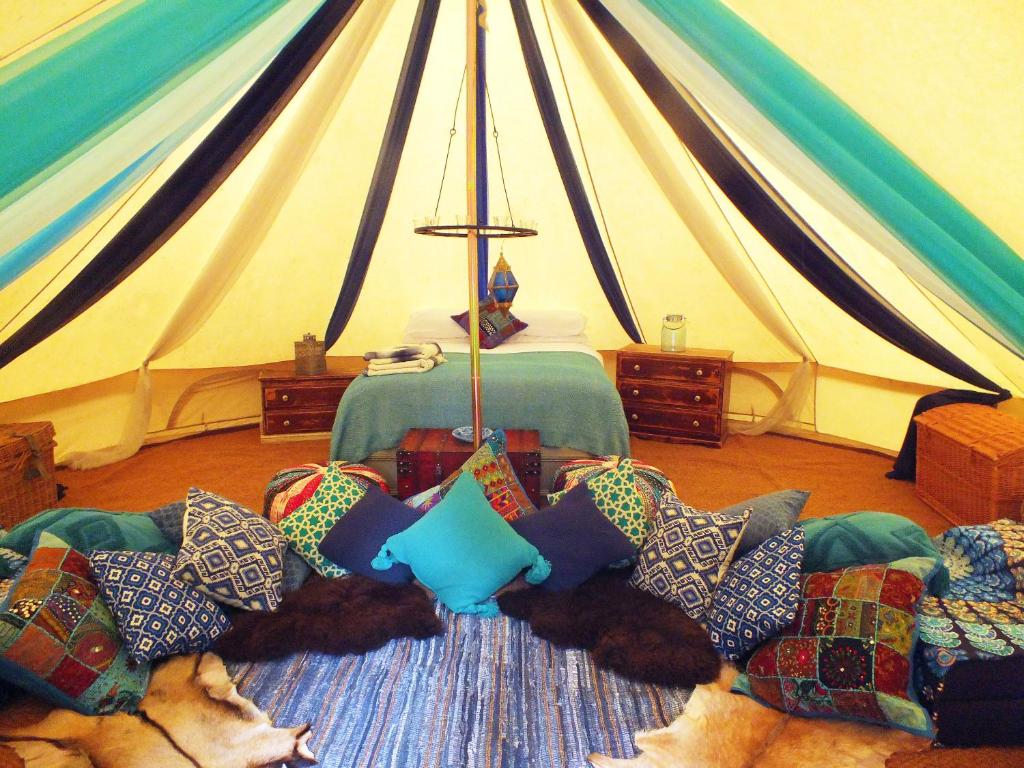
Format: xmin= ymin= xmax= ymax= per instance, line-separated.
xmin=232 ymin=607 xmax=692 ymax=768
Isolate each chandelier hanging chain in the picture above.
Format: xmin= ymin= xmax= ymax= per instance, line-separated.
xmin=433 ymin=68 xmax=467 ymax=219
xmin=485 ymin=83 xmax=516 ymax=227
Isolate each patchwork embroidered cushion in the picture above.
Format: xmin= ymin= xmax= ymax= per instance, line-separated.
xmin=798 ymin=512 xmax=949 ymax=595
xmin=372 ymin=472 xmax=550 ymax=616
xmin=706 ymin=528 xmax=805 ymax=661
xmin=549 ymin=458 xmax=650 ymax=548
xmin=408 ymin=430 xmax=536 ymax=522
xmin=0 ymin=507 xmax=175 ymax=557
xmin=511 ymin=483 xmax=636 ymax=591
xmin=550 ymin=456 xmax=675 ymax=534
xmin=451 ymin=294 xmax=528 ymax=349
xmin=173 ymin=488 xmax=286 ymax=612
xmin=278 ymin=464 xmax=368 ymax=578
xmin=744 ymin=563 xmax=934 ymax=736
xmin=716 ymin=490 xmax=809 ymax=557
xmin=629 ymin=494 xmax=748 ymax=620
xmin=90 ymin=551 xmax=230 ymax=663
xmin=0 ymin=532 xmax=150 ymax=714
xmin=318 ymin=485 xmax=420 ymax=584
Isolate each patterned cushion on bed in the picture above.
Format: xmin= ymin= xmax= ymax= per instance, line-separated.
xmin=451 ymin=294 xmax=528 ymax=349
xmin=90 ymin=550 xmax=230 ymax=663
xmin=744 ymin=563 xmax=933 ymax=736
xmin=706 ymin=528 xmax=805 ymax=661
xmin=406 ymin=430 xmax=536 ymax=522
xmin=630 ymin=495 xmax=749 ymax=620
xmin=549 ymin=458 xmax=651 ymax=548
xmin=279 ymin=464 xmax=368 ymax=578
xmin=0 ymin=532 xmax=150 ymax=714
xmin=173 ymin=489 xmax=286 ymax=612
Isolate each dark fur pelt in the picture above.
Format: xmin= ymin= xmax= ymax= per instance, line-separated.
xmin=498 ymin=570 xmax=721 ymax=687
xmin=214 ymin=574 xmax=443 ymax=661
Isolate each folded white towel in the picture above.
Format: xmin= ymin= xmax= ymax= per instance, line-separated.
xmin=363 ymin=342 xmax=441 ymax=361
xmin=365 ymin=354 xmax=446 ymax=376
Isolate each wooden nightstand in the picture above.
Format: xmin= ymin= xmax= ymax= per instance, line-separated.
xmin=616 ymin=344 xmax=733 ymax=447
xmin=259 ymin=361 xmax=364 ymax=441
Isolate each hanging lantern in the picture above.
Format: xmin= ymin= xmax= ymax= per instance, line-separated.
xmin=488 ymin=254 xmax=519 ymax=311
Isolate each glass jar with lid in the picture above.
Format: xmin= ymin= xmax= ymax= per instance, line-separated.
xmin=661 ymin=314 xmax=686 ymax=352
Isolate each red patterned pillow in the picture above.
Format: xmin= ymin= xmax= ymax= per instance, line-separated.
xmin=744 ymin=563 xmax=934 ymax=736
xmin=265 ymin=463 xmax=390 ymax=524
xmin=451 ymin=294 xmax=528 ymax=349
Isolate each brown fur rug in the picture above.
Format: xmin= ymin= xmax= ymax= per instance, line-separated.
xmin=214 ymin=574 xmax=443 ymax=662
xmin=589 ymin=666 xmax=928 ymax=768
xmin=498 ymin=570 xmax=721 ymax=687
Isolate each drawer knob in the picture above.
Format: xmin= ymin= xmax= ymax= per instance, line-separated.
xmin=692 ymin=420 xmax=700 ymax=428
xmin=631 ymin=388 xmax=639 ymax=396
xmin=633 ymin=364 xmax=641 ymax=372
xmin=631 ymin=413 xmax=639 ymax=421
xmin=695 ymin=368 xmax=704 ymax=377
xmin=283 ymin=419 xmax=291 ymax=427
xmin=281 ymin=394 xmax=289 ymax=402
xmin=694 ymin=394 xmax=701 ymax=403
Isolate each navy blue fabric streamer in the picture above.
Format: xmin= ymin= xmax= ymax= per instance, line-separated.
xmin=476 ymin=19 xmax=490 ymax=300
xmin=0 ymin=0 xmax=363 ymax=370
xmin=323 ymin=0 xmax=441 ymax=349
xmin=510 ymin=0 xmax=642 ymax=344
xmin=577 ymin=0 xmax=1002 ymax=393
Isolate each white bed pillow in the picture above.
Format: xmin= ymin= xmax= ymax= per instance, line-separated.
xmin=402 ymin=308 xmax=465 ymax=341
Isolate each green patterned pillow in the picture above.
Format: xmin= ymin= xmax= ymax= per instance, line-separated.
xmin=548 ymin=458 xmax=649 ymax=548
xmin=279 ymin=463 xmax=368 ymax=578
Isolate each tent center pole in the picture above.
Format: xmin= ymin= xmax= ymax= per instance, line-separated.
xmin=467 ymin=0 xmax=483 ymax=448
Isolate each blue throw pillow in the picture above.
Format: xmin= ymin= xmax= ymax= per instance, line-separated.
xmin=319 ymin=485 xmax=420 ymax=584
xmin=90 ymin=551 xmax=231 ymax=663
xmin=372 ymin=472 xmax=550 ymax=616
xmin=716 ymin=490 xmax=809 ymax=557
xmin=511 ymin=484 xmax=635 ymax=591
xmin=173 ymin=488 xmax=286 ymax=611
xmin=706 ymin=528 xmax=805 ymax=661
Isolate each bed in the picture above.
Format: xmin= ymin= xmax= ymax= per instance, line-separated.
xmin=232 ymin=607 xmax=690 ymax=768
xmin=329 ymin=310 xmax=631 ymax=463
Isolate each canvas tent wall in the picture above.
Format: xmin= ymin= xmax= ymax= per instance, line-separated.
xmin=0 ymin=0 xmax=1021 ymax=464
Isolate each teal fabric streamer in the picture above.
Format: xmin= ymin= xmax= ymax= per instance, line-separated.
xmin=636 ymin=0 xmax=1024 ymax=352
xmin=0 ymin=0 xmax=291 ymax=208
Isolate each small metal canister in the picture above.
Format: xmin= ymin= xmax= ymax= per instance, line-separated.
xmin=294 ymin=333 xmax=326 ymax=375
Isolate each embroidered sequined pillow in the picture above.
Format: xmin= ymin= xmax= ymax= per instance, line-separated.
xmin=173 ymin=489 xmax=286 ymax=612
xmin=744 ymin=563 xmax=934 ymax=736
xmin=706 ymin=528 xmax=805 ymax=661
xmin=549 ymin=458 xmax=650 ymax=548
xmin=0 ymin=532 xmax=150 ymax=714
xmin=408 ymin=430 xmax=536 ymax=522
xmin=278 ymin=465 xmax=368 ymax=578
xmin=451 ymin=294 xmax=528 ymax=349
xmin=629 ymin=494 xmax=748 ymax=620
xmin=90 ymin=550 xmax=230 ymax=663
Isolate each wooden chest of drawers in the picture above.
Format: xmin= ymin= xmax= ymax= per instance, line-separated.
xmin=259 ymin=363 xmax=363 ymax=441
xmin=617 ymin=344 xmax=733 ymax=447
xmin=396 ymin=428 xmax=542 ymax=505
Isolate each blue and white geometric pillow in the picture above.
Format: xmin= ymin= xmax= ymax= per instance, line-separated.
xmin=90 ymin=550 xmax=231 ymax=663
xmin=706 ymin=527 xmax=805 ymax=661
xmin=173 ymin=488 xmax=286 ymax=611
xmin=629 ymin=494 xmax=749 ymax=621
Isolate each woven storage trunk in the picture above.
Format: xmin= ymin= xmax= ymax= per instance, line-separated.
xmin=914 ymin=404 xmax=1024 ymax=525
xmin=0 ymin=422 xmax=57 ymax=529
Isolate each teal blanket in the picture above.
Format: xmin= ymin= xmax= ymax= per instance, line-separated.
xmin=330 ymin=352 xmax=630 ymax=461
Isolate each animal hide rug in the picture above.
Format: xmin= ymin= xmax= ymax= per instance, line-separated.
xmin=0 ymin=653 xmax=315 ymax=768
xmin=214 ymin=573 xmax=443 ymax=661
xmin=497 ymin=570 xmax=721 ymax=687
xmin=587 ymin=666 xmax=928 ymax=768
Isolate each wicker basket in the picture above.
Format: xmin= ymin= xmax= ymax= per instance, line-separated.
xmin=914 ymin=404 xmax=1024 ymax=525
xmin=0 ymin=422 xmax=57 ymax=530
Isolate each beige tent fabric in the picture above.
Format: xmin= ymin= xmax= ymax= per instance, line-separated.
xmin=63 ymin=0 xmax=396 ymax=468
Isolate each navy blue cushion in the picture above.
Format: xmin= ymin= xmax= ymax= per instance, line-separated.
xmin=511 ymin=484 xmax=635 ymax=591
xmin=318 ymin=485 xmax=419 ymax=584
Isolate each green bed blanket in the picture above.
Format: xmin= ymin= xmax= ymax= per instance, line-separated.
xmin=330 ymin=351 xmax=630 ymax=461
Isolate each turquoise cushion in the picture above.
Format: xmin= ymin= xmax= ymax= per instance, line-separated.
xmin=0 ymin=507 xmax=175 ymax=558
xmin=797 ymin=511 xmax=949 ymax=595
xmin=372 ymin=472 xmax=550 ymax=616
